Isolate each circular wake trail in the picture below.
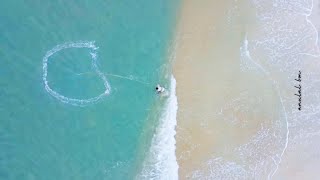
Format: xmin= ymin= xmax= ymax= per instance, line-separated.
xmin=42 ymin=41 xmax=111 ymax=106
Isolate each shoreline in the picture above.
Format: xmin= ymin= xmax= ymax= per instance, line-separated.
xmin=172 ymin=0 xmax=256 ymax=177
xmin=172 ymin=0 xmax=293 ymax=179
xmin=136 ymin=76 xmax=179 ymax=179
xmin=173 ymin=0 xmax=320 ymax=179
xmin=134 ymin=1 xmax=183 ymax=178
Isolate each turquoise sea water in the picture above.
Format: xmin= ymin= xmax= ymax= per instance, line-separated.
xmin=0 ymin=1 xmax=178 ymax=179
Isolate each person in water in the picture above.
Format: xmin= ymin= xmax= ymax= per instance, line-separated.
xmin=155 ymin=84 xmax=165 ymax=94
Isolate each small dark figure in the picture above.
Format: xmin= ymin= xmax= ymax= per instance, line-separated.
xmin=155 ymin=84 xmax=165 ymax=94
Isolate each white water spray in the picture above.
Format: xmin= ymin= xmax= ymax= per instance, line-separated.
xmin=138 ymin=76 xmax=179 ymax=180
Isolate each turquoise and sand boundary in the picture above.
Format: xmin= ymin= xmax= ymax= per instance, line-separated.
xmin=1 ymin=0 xmax=320 ymax=179
xmin=141 ymin=0 xmax=320 ymax=179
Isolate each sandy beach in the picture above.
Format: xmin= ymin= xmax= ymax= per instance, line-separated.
xmin=173 ymin=0 xmax=275 ymax=178
xmin=173 ymin=0 xmax=320 ymax=179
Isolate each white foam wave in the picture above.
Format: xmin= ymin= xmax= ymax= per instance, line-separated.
xmin=138 ymin=75 xmax=179 ymax=180
xmin=190 ymin=157 xmax=248 ymax=180
xmin=42 ymin=41 xmax=111 ymax=106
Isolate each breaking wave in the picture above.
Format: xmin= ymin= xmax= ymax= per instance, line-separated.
xmin=138 ymin=75 xmax=179 ymax=180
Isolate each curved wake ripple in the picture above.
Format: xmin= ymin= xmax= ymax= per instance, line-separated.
xmin=42 ymin=41 xmax=111 ymax=106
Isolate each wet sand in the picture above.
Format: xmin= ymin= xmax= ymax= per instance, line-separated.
xmin=173 ymin=0 xmax=279 ymax=178
xmin=274 ymin=0 xmax=320 ymax=179
xmin=172 ymin=0 xmax=320 ymax=179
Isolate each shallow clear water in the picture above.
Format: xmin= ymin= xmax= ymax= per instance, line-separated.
xmin=0 ymin=1 xmax=178 ymax=179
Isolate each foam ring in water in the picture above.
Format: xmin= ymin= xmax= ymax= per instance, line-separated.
xmin=42 ymin=41 xmax=111 ymax=106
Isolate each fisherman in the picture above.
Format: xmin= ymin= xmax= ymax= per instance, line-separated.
xmin=155 ymin=84 xmax=165 ymax=94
